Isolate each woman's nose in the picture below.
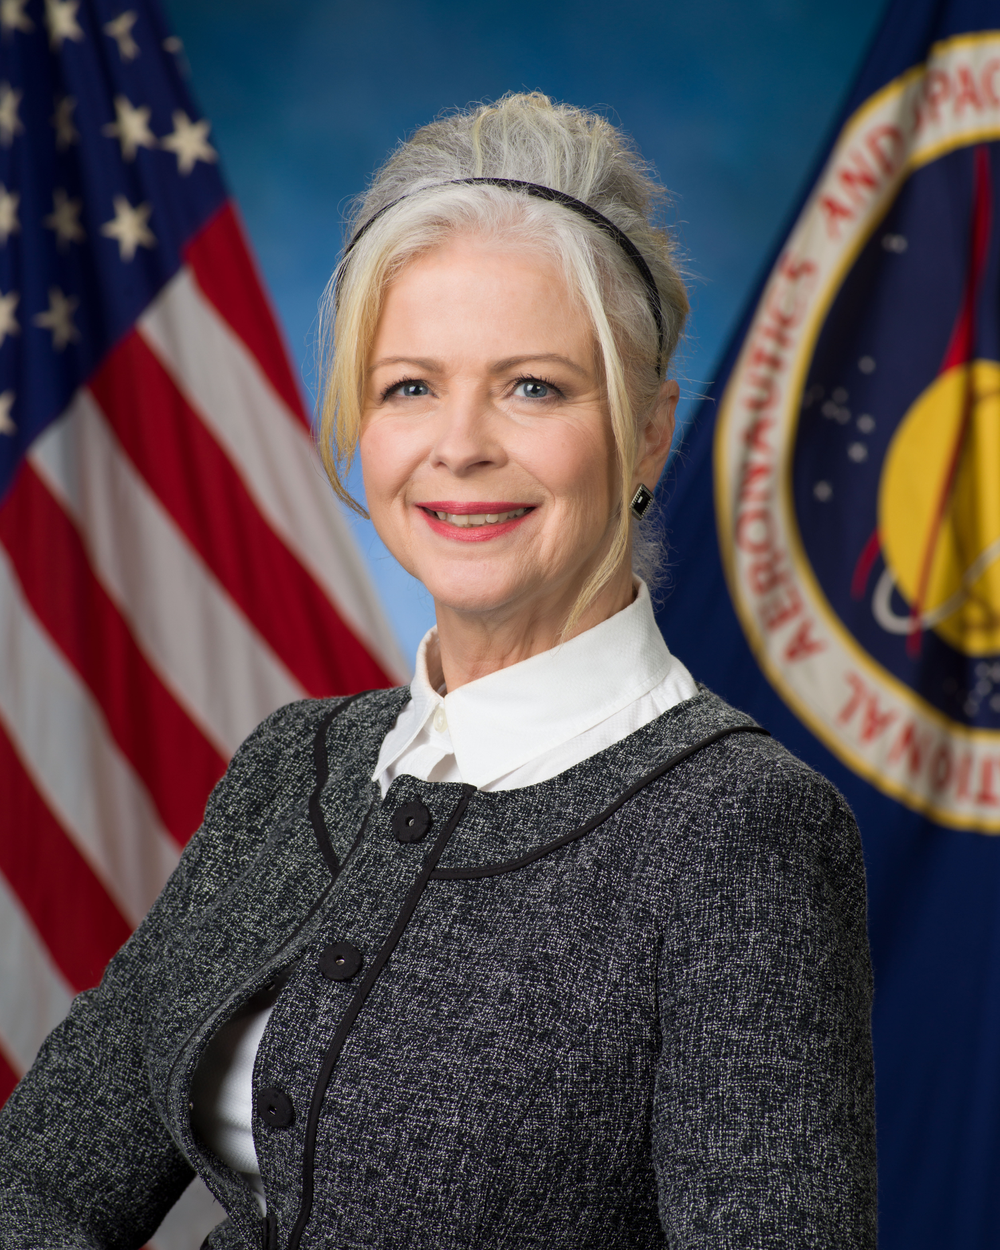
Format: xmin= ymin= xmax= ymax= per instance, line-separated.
xmin=429 ymin=394 xmax=505 ymax=474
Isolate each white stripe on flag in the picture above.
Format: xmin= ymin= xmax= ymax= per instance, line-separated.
xmin=139 ymin=269 xmax=408 ymax=681
xmin=30 ymin=392 xmax=305 ymax=757
xmin=0 ymin=543 xmax=180 ymax=926
xmin=0 ymin=870 xmax=74 ymax=1075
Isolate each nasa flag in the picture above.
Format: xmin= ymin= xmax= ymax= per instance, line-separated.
xmin=657 ymin=0 xmax=1000 ymax=1245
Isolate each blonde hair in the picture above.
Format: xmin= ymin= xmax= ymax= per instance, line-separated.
xmin=317 ymin=92 xmax=688 ymax=630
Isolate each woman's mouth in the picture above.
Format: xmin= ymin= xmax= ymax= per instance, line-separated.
xmin=427 ymin=507 xmax=529 ymax=528
xmin=417 ymin=502 xmax=535 ymax=541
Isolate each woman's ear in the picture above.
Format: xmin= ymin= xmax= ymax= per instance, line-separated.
xmin=633 ymin=379 xmax=679 ymax=492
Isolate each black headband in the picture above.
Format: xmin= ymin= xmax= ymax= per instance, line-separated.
xmin=342 ymin=177 xmax=665 ymax=364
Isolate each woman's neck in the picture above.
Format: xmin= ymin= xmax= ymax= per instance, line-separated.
xmin=428 ymin=565 xmax=636 ymax=692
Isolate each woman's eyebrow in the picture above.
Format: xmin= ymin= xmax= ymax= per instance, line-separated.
xmin=490 ymin=354 xmax=588 ymax=376
xmin=369 ymin=353 xmax=589 ymax=377
xmin=368 ymin=356 xmax=441 ymax=374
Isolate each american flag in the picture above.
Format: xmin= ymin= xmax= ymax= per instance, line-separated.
xmin=0 ymin=0 xmax=405 ymax=1233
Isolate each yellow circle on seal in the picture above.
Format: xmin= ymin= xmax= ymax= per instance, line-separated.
xmin=879 ymin=359 xmax=1000 ymax=656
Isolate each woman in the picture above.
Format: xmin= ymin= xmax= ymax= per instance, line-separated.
xmin=0 ymin=93 xmax=876 ymax=1249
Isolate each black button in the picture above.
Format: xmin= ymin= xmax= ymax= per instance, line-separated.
xmin=256 ymin=1086 xmax=294 ymax=1129
xmin=392 ymin=799 xmax=432 ymax=843
xmin=318 ymin=941 xmax=363 ymax=981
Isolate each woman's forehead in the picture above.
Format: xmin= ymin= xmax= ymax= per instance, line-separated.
xmin=372 ymin=236 xmax=593 ymax=363
xmin=391 ymin=232 xmax=566 ymax=286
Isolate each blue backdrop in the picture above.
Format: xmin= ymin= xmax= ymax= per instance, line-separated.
xmin=161 ymin=0 xmax=887 ymax=662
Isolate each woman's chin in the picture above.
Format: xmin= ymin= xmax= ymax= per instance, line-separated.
xmin=421 ymin=569 xmax=542 ymax=622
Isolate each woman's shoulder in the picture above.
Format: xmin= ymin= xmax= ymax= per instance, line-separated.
xmin=636 ymin=686 xmax=859 ymax=858
xmin=232 ymin=686 xmax=405 ymax=761
xmin=202 ymin=687 xmax=408 ymax=829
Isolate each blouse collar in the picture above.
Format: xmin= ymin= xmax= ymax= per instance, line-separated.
xmin=373 ymin=581 xmax=687 ymax=791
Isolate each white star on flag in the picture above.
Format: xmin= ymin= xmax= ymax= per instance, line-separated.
xmin=51 ymin=96 xmax=79 ymax=150
xmin=161 ymin=111 xmax=217 ymax=176
xmin=44 ymin=189 xmax=86 ymax=250
xmin=0 ymin=389 xmax=14 ymax=436
xmin=0 ymin=289 xmax=19 ymax=347
xmin=44 ymin=0 xmax=84 ymax=49
xmin=100 ymin=195 xmax=155 ymax=261
xmin=0 ymin=183 xmax=19 ymax=245
xmin=104 ymin=10 xmax=139 ymax=61
xmin=0 ymin=0 xmax=33 ymax=34
xmin=32 ymin=286 xmax=80 ymax=351
xmin=102 ymin=95 xmax=156 ymax=161
xmin=0 ymin=82 xmax=23 ymax=147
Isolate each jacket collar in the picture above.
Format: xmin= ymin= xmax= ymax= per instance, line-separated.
xmin=356 ymin=686 xmax=761 ymax=876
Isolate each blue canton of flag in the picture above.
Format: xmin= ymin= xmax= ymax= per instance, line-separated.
xmin=0 ymin=0 xmax=225 ymax=491
xmin=657 ymin=0 xmax=1000 ymax=1246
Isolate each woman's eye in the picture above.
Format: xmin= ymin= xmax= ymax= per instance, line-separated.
xmin=394 ymin=380 xmax=429 ymax=398
xmin=514 ymin=379 xmax=552 ymax=399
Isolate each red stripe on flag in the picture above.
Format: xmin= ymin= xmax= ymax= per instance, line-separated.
xmin=0 ymin=466 xmax=227 ymax=847
xmin=184 ymin=202 xmax=308 ymax=426
xmin=0 ymin=725 xmax=132 ymax=992
xmin=88 ymin=334 xmax=392 ymax=696
xmin=0 ymin=1044 xmax=18 ymax=1107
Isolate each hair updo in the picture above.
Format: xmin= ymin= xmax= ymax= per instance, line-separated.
xmin=317 ymin=91 xmax=689 ymax=621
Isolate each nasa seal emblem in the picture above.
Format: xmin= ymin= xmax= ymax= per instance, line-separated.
xmin=715 ymin=32 xmax=1000 ymax=831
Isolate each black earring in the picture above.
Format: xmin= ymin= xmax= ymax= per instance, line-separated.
xmin=630 ymin=483 xmax=654 ymax=520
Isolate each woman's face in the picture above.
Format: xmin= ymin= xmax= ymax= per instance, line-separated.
xmin=359 ymin=234 xmax=634 ymax=635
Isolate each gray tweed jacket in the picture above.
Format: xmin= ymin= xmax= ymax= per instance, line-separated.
xmin=0 ymin=686 xmax=876 ymax=1250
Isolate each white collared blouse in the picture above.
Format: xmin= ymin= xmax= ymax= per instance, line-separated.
xmin=375 ymin=581 xmax=697 ymax=794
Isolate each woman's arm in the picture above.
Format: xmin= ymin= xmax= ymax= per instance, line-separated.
xmin=652 ymin=745 xmax=877 ymax=1248
xmin=0 ymin=974 xmax=196 ymax=1249
xmin=0 ymin=698 xmax=326 ymax=1250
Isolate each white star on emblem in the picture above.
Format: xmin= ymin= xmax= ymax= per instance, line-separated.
xmin=100 ymin=195 xmax=155 ymax=261
xmin=0 ymin=288 xmax=19 ymax=347
xmin=0 ymin=183 xmax=19 ymax=245
xmin=44 ymin=188 xmax=86 ymax=250
xmin=102 ymin=95 xmax=156 ymax=161
xmin=103 ymin=10 xmax=138 ymax=61
xmin=161 ymin=110 xmax=217 ymax=176
xmin=0 ymin=390 xmax=15 ymax=436
xmin=33 ymin=286 xmax=80 ymax=351
xmin=44 ymin=0 xmax=84 ymax=49
xmin=0 ymin=82 xmax=23 ymax=147
xmin=1 ymin=0 xmax=33 ymax=34
xmin=52 ymin=95 xmax=79 ymax=150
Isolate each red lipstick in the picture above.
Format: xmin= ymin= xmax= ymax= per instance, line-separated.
xmin=416 ymin=501 xmax=535 ymax=542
